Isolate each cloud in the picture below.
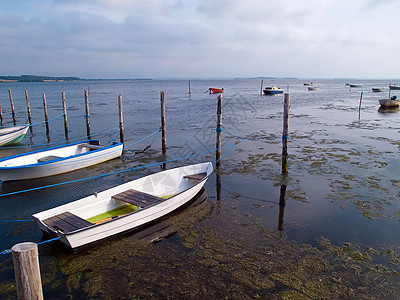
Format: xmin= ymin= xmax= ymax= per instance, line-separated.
xmin=1 ymin=0 xmax=400 ymax=78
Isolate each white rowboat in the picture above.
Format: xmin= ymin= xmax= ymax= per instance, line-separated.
xmin=0 ymin=140 xmax=123 ymax=181
xmin=33 ymin=162 xmax=213 ymax=250
xmin=0 ymin=125 xmax=29 ymax=146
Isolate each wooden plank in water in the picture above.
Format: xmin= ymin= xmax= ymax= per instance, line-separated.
xmin=112 ymin=189 xmax=164 ymax=208
xmin=183 ymin=172 xmax=207 ymax=180
xmin=43 ymin=212 xmax=92 ymax=233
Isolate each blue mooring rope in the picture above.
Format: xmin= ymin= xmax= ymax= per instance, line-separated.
xmin=0 ymin=219 xmax=31 ymax=223
xmin=0 ymin=237 xmax=61 ymax=255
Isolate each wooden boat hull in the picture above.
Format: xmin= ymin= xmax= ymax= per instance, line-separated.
xmin=33 ymin=162 xmax=213 ymax=249
xmin=372 ymin=88 xmax=384 ymax=92
xmin=0 ymin=140 xmax=123 ymax=181
xmin=308 ymin=87 xmax=319 ymax=91
xmin=389 ymin=85 xmax=400 ymax=90
xmin=0 ymin=125 xmax=29 ymax=146
xmin=209 ymin=88 xmax=223 ymax=94
xmin=379 ymin=99 xmax=400 ymax=107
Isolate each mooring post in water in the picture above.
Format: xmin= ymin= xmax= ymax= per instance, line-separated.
xmin=25 ymin=90 xmax=33 ymax=133
xmin=260 ymin=80 xmax=263 ymax=96
xmin=160 ymin=91 xmax=167 ymax=155
xmin=12 ymin=242 xmax=43 ymax=300
xmin=282 ymin=93 xmax=290 ymax=174
xmin=42 ymin=94 xmax=50 ymax=141
xmin=189 ymin=80 xmax=191 ymax=95
xmin=61 ymin=91 xmax=69 ymax=140
xmin=216 ymin=94 xmax=223 ymax=167
xmin=118 ymin=95 xmax=124 ymax=143
xmin=8 ymin=89 xmax=17 ymax=125
xmin=84 ymin=90 xmax=91 ymax=138
xmin=0 ymin=104 xmax=3 ymax=127
xmin=358 ymin=91 xmax=363 ymax=119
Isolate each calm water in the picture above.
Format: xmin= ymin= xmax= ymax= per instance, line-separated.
xmin=0 ymin=78 xmax=399 ymax=297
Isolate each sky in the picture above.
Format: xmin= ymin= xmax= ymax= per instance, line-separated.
xmin=1 ymin=0 xmax=399 ymax=79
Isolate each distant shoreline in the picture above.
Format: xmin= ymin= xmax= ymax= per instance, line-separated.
xmin=0 ymin=75 xmax=82 ymax=83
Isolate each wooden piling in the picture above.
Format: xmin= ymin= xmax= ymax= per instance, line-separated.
xmin=0 ymin=104 xmax=3 ymax=127
xmin=189 ymin=80 xmax=191 ymax=95
xmin=216 ymin=94 xmax=222 ymax=167
xmin=358 ymin=92 xmax=363 ymax=119
xmin=260 ymin=80 xmax=263 ymax=96
xmin=25 ymin=90 xmax=33 ymax=133
xmin=12 ymin=242 xmax=43 ymax=300
xmin=8 ymin=89 xmax=17 ymax=125
xmin=84 ymin=90 xmax=91 ymax=137
xmin=160 ymin=91 xmax=167 ymax=155
xmin=61 ymin=91 xmax=69 ymax=139
xmin=118 ymin=95 xmax=124 ymax=143
xmin=282 ymin=93 xmax=290 ymax=174
xmin=42 ymin=94 xmax=50 ymax=141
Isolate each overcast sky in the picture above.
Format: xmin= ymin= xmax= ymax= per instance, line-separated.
xmin=1 ymin=0 xmax=399 ymax=79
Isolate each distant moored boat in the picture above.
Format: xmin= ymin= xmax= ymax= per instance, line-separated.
xmin=263 ymin=86 xmax=284 ymax=95
xmin=209 ymin=87 xmax=224 ymax=94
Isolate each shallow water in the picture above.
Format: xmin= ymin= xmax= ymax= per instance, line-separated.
xmin=0 ymin=78 xmax=400 ymax=298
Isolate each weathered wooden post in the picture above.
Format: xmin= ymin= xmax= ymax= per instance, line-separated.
xmin=216 ymin=94 xmax=222 ymax=167
xmin=160 ymin=91 xmax=167 ymax=155
xmin=358 ymin=92 xmax=363 ymax=120
xmin=0 ymin=104 xmax=3 ymax=127
xmin=260 ymin=80 xmax=263 ymax=96
xmin=25 ymin=90 xmax=33 ymax=133
xmin=42 ymin=94 xmax=50 ymax=141
xmin=189 ymin=80 xmax=191 ymax=95
xmin=118 ymin=95 xmax=124 ymax=143
xmin=282 ymin=93 xmax=290 ymax=174
xmin=84 ymin=90 xmax=91 ymax=137
xmin=8 ymin=89 xmax=17 ymax=125
xmin=61 ymin=91 xmax=69 ymax=140
xmin=12 ymin=242 xmax=43 ymax=300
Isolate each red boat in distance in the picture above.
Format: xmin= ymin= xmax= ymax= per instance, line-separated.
xmin=209 ymin=87 xmax=224 ymax=94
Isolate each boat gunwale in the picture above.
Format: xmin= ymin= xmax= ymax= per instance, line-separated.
xmin=0 ymin=140 xmax=123 ymax=170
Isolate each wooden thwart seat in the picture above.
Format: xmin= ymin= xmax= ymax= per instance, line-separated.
xmin=42 ymin=211 xmax=92 ymax=233
xmin=37 ymin=155 xmax=63 ymax=162
xmin=183 ymin=172 xmax=207 ymax=181
xmin=112 ymin=189 xmax=164 ymax=208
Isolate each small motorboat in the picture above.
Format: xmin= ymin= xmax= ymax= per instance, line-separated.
xmin=33 ymin=162 xmax=213 ymax=250
xmin=0 ymin=140 xmax=123 ymax=181
xmin=349 ymin=84 xmax=362 ymax=88
xmin=303 ymin=83 xmax=313 ymax=86
xmin=209 ymin=87 xmax=224 ymax=94
xmin=0 ymin=125 xmax=29 ymax=147
xmin=263 ymin=86 xmax=284 ymax=95
xmin=372 ymin=88 xmax=384 ymax=92
xmin=308 ymin=86 xmax=319 ymax=91
xmin=379 ymin=96 xmax=400 ymax=107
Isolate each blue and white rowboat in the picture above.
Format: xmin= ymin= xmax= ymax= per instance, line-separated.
xmin=0 ymin=140 xmax=123 ymax=182
xmin=0 ymin=125 xmax=29 ymax=146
